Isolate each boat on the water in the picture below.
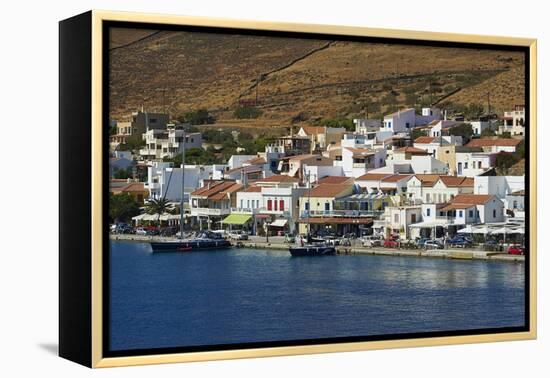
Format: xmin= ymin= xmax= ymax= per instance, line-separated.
xmin=147 ymin=128 xmax=231 ymax=253
xmin=150 ymin=230 xmax=231 ymax=252
xmin=289 ymin=244 xmax=336 ymax=256
xmin=288 ymin=171 xmax=337 ymax=257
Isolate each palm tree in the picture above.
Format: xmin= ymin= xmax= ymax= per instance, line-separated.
xmin=145 ymin=197 xmax=171 ymax=228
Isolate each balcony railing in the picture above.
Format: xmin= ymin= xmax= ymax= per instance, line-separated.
xmin=190 ymin=208 xmax=231 ymax=216
xmin=231 ymin=207 xmax=260 ymax=214
xmin=300 ymin=209 xmax=383 ymax=218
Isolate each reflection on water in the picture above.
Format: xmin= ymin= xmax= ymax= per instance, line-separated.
xmin=109 ymin=241 xmax=525 ymax=351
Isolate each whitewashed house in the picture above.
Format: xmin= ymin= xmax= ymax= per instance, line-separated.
xmin=437 ymin=194 xmax=504 ymax=225
xmin=146 ymin=162 xmax=227 ymax=202
xmin=140 ymin=126 xmax=202 ymax=160
xmin=406 ymin=175 xmax=474 ymax=205
xmin=455 ymin=150 xmax=496 ymax=177
xmin=342 ymin=147 xmax=387 ymax=177
xmin=466 ymin=138 xmax=522 ymax=153
xmin=382 ymin=108 xmax=416 ymax=133
xmin=428 ymin=120 xmax=458 ymax=137
xmin=413 ymin=135 xmax=463 ymax=156
xmin=499 ymin=105 xmax=525 ymax=136
xmin=353 ymin=118 xmax=382 ymax=134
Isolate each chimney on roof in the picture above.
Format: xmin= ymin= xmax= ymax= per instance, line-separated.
xmin=444 ymin=110 xmax=447 ymax=121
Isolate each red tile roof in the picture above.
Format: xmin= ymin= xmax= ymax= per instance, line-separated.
xmin=317 ymin=176 xmax=354 ymax=185
xmin=244 ymin=186 xmax=262 ymax=192
xmin=256 ymin=174 xmax=299 ymax=183
xmin=190 ymin=181 xmax=242 ymax=199
xmin=307 ymin=184 xmax=352 ymax=198
xmin=438 ymin=176 xmax=474 ymax=187
xmin=394 ymin=146 xmax=430 ymax=154
xmin=414 ymin=136 xmax=437 ymax=144
xmin=356 ymin=173 xmax=393 ymax=181
xmin=466 ymin=138 xmax=522 ymax=147
xmin=450 ymin=194 xmax=494 ymax=205
xmin=300 ymin=126 xmax=326 ymax=135
xmin=381 ymin=174 xmax=412 ymax=183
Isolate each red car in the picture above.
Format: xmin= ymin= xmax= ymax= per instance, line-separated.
xmin=507 ymin=245 xmax=525 ymax=255
xmin=383 ymin=238 xmax=400 ymax=248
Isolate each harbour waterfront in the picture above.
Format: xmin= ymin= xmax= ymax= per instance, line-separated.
xmin=109 ymin=240 xmax=525 ymax=352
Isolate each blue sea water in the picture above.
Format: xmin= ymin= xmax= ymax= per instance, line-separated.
xmin=109 ymin=241 xmax=525 ymax=351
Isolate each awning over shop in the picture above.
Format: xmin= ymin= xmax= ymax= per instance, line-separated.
xmin=221 ymin=214 xmax=252 ymax=225
xmin=409 ymin=220 xmax=450 ymax=228
xmin=132 ymin=213 xmax=182 ymax=221
xmin=269 ymin=219 xmax=288 ymax=227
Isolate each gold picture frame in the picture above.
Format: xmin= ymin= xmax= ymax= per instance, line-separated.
xmin=59 ymin=10 xmax=537 ymax=368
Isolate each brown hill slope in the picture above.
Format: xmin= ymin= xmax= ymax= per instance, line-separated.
xmin=109 ymin=28 xmax=525 ymax=127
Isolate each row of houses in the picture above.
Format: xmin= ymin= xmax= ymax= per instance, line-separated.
xmin=110 ymin=104 xmax=525 ymax=240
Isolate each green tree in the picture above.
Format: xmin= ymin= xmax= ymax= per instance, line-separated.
xmin=109 ymin=193 xmax=141 ymax=223
xmin=449 ymin=123 xmax=474 ymax=140
xmin=464 ymin=103 xmax=485 ymax=120
xmin=411 ymin=128 xmax=428 ymax=140
xmin=179 ymin=109 xmax=216 ymax=125
xmin=145 ymin=197 xmax=172 ymax=227
xmin=233 ymin=105 xmax=262 ymax=119
xmin=118 ymin=134 xmax=145 ymax=152
xmin=480 ymin=128 xmax=496 ymax=137
xmin=495 ymin=152 xmax=519 ymax=174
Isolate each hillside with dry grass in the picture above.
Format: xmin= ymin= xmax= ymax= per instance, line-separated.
xmin=109 ymin=27 xmax=525 ymax=130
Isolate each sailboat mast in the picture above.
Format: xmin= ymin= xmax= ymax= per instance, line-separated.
xmin=307 ymin=170 xmax=311 ymax=240
xmin=179 ymin=128 xmax=186 ymax=239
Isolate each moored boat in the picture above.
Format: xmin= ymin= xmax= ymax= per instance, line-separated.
xmin=289 ymin=244 xmax=336 ymax=256
xmin=150 ymin=231 xmax=231 ymax=252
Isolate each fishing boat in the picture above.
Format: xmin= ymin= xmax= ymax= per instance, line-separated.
xmin=149 ymin=127 xmax=232 ymax=253
xmin=288 ymin=171 xmax=336 ymax=257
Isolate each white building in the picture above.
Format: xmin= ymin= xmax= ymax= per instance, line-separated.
xmin=466 ymin=138 xmax=522 ymax=153
xmin=375 ymin=147 xmax=448 ymax=175
xmin=342 ymin=147 xmax=387 ymax=178
xmin=470 ymin=121 xmax=490 ymax=136
xmin=146 ymin=162 xmax=227 ymax=202
xmin=437 ymin=194 xmax=504 ymax=225
xmin=303 ymin=165 xmax=344 ymax=184
xmin=234 ymin=175 xmax=306 ymax=234
xmin=415 ymin=107 xmax=443 ymax=126
xmin=499 ymin=105 xmax=525 ymax=136
xmin=428 ymin=120 xmax=458 ymax=137
xmin=406 ymin=175 xmax=474 ymax=204
xmin=140 ymin=126 xmax=202 ymax=160
xmin=353 ymin=118 xmax=382 ymax=134
xmin=227 ymin=155 xmax=257 ymax=170
xmin=455 ymin=150 xmax=495 ymax=177
xmin=413 ymin=135 xmax=463 ymax=156
xmin=382 ymin=108 xmax=416 ymax=133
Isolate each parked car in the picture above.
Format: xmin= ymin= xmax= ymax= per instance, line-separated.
xmin=415 ymin=237 xmax=429 ymax=248
xmin=446 ymin=235 xmax=473 ymax=248
xmin=228 ymin=230 xmax=248 ymax=240
xmin=507 ymin=244 xmax=525 ymax=255
xmin=135 ymin=227 xmax=147 ymax=235
xmin=424 ymin=240 xmax=444 ymax=249
xmin=362 ymin=235 xmax=382 ymax=247
xmin=383 ymin=238 xmax=400 ymax=248
xmin=483 ymin=239 xmax=501 ymax=251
